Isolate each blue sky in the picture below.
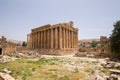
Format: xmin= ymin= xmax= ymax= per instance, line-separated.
xmin=0 ymin=0 xmax=120 ymax=41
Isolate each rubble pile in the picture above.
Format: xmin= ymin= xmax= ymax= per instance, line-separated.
xmin=0 ymin=55 xmax=17 ymax=63
xmin=0 ymin=72 xmax=15 ymax=80
xmin=97 ymin=58 xmax=120 ymax=80
xmin=74 ymin=52 xmax=87 ymax=57
xmin=12 ymin=51 xmax=41 ymax=58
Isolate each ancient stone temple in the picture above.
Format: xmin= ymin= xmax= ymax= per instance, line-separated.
xmin=27 ymin=21 xmax=79 ymax=55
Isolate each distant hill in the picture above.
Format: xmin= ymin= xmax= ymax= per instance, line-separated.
xmin=7 ymin=39 xmax=23 ymax=44
xmin=79 ymin=38 xmax=100 ymax=43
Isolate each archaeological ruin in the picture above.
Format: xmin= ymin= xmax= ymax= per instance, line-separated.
xmin=0 ymin=48 xmax=2 ymax=55
xmin=27 ymin=21 xmax=79 ymax=55
xmin=0 ymin=36 xmax=7 ymax=55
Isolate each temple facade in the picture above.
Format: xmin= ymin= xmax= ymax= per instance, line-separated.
xmin=27 ymin=21 xmax=79 ymax=55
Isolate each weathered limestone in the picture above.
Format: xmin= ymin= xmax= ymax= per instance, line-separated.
xmin=27 ymin=21 xmax=79 ymax=55
xmin=0 ymin=36 xmax=16 ymax=55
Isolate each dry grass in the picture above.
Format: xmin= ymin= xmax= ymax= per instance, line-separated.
xmin=0 ymin=56 xmax=103 ymax=80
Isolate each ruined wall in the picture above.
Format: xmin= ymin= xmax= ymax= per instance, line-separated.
xmin=100 ymin=36 xmax=111 ymax=55
xmin=4 ymin=43 xmax=16 ymax=54
xmin=78 ymin=36 xmax=111 ymax=56
xmin=0 ymin=36 xmax=7 ymax=55
xmin=0 ymin=36 xmax=16 ymax=55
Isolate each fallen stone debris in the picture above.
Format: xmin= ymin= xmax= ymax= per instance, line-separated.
xmin=74 ymin=52 xmax=87 ymax=57
xmin=0 ymin=53 xmax=120 ymax=80
xmin=0 ymin=55 xmax=17 ymax=63
xmin=12 ymin=52 xmax=41 ymax=58
xmin=0 ymin=72 xmax=15 ymax=80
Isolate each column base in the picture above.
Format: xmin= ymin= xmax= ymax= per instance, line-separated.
xmin=36 ymin=48 xmax=78 ymax=55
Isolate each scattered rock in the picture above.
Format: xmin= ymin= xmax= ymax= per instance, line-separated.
xmin=74 ymin=52 xmax=87 ymax=57
xmin=12 ymin=52 xmax=41 ymax=58
xmin=110 ymin=74 xmax=118 ymax=80
xmin=95 ymin=75 xmax=105 ymax=80
xmin=3 ymin=68 xmax=11 ymax=74
xmin=0 ymin=72 xmax=15 ymax=80
xmin=0 ymin=55 xmax=17 ymax=63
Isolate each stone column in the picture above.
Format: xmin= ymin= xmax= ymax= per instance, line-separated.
xmin=69 ymin=30 xmax=71 ymax=48
xmin=69 ymin=31 xmax=71 ymax=48
xmin=63 ymin=28 xmax=65 ymax=48
xmin=51 ymin=28 xmax=53 ymax=49
xmin=33 ymin=33 xmax=34 ymax=49
xmin=71 ymin=31 xmax=73 ymax=48
xmin=55 ymin=28 xmax=58 ymax=49
xmin=76 ymin=31 xmax=78 ymax=48
xmin=35 ymin=33 xmax=36 ymax=49
xmin=49 ymin=29 xmax=51 ymax=49
xmin=33 ymin=33 xmax=35 ymax=49
xmin=42 ymin=31 xmax=44 ymax=49
xmin=70 ymin=30 xmax=72 ymax=48
xmin=37 ymin=32 xmax=39 ymax=49
xmin=59 ymin=27 xmax=62 ymax=49
xmin=31 ymin=33 xmax=33 ymax=49
xmin=39 ymin=32 xmax=41 ymax=49
xmin=75 ymin=32 xmax=77 ymax=48
xmin=74 ymin=32 xmax=76 ymax=48
xmin=44 ymin=30 xmax=46 ymax=49
xmin=73 ymin=32 xmax=75 ymax=48
xmin=38 ymin=32 xmax=40 ymax=49
xmin=41 ymin=31 xmax=43 ymax=49
xmin=65 ymin=29 xmax=67 ymax=48
xmin=47 ymin=30 xmax=49 ymax=49
xmin=66 ymin=29 xmax=68 ymax=48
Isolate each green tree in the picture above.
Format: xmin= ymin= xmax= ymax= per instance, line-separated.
xmin=91 ymin=40 xmax=97 ymax=48
xmin=110 ymin=20 xmax=120 ymax=54
xmin=22 ymin=41 xmax=27 ymax=47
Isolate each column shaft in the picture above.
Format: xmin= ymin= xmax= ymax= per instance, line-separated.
xmin=73 ymin=32 xmax=75 ymax=48
xmin=75 ymin=33 xmax=77 ymax=48
xmin=51 ymin=29 xmax=53 ymax=49
xmin=35 ymin=33 xmax=37 ymax=49
xmin=76 ymin=32 xmax=78 ymax=48
xmin=33 ymin=33 xmax=35 ymax=49
xmin=59 ymin=27 xmax=62 ymax=49
xmin=66 ymin=29 xmax=68 ymax=48
xmin=47 ymin=30 xmax=49 ymax=49
xmin=55 ymin=28 xmax=58 ymax=49
xmin=31 ymin=33 xmax=33 ymax=49
xmin=41 ymin=31 xmax=43 ymax=49
xmin=71 ymin=31 xmax=73 ymax=48
xmin=63 ymin=28 xmax=65 ymax=48
xmin=70 ymin=31 xmax=72 ymax=48
xmin=44 ymin=30 xmax=46 ymax=49
xmin=37 ymin=32 xmax=39 ymax=49
xmin=68 ymin=30 xmax=71 ymax=48
xmin=38 ymin=32 xmax=40 ymax=49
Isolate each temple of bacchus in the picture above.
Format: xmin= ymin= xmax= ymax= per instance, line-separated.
xmin=27 ymin=21 xmax=79 ymax=55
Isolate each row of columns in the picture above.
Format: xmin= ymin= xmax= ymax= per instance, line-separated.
xmin=31 ymin=27 xmax=78 ymax=49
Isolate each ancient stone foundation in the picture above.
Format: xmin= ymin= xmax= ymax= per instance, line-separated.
xmin=27 ymin=21 xmax=79 ymax=55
